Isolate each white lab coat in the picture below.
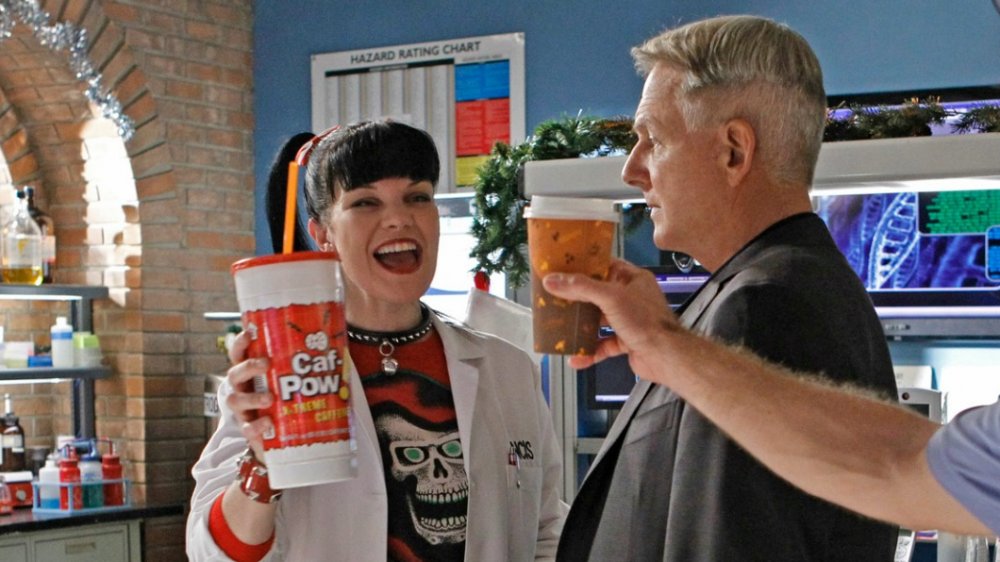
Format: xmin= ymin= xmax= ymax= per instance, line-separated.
xmin=187 ymin=313 xmax=568 ymax=561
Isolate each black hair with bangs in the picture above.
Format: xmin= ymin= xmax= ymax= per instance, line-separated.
xmin=304 ymin=120 xmax=440 ymax=222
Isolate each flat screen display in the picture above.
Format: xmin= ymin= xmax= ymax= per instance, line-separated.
xmin=585 ymin=354 xmax=637 ymax=409
xmin=585 ymin=269 xmax=700 ymax=409
xmin=813 ymin=190 xmax=1000 ymax=315
xmin=620 ymin=202 xmax=711 ymax=303
xmin=584 ymin=203 xmax=711 ymax=410
xmin=903 ymin=403 xmax=931 ymax=417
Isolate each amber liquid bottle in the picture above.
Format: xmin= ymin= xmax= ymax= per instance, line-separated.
xmin=24 ymin=187 xmax=54 ymax=284
xmin=1 ymin=189 xmax=43 ymax=285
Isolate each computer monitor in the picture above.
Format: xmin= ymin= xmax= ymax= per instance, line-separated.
xmin=897 ymin=387 xmax=943 ymax=423
xmin=583 ymin=265 xmax=706 ymax=410
xmin=813 ymin=190 xmax=1000 ymax=316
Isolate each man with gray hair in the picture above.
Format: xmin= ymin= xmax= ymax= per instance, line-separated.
xmin=555 ymin=15 xmax=899 ymax=560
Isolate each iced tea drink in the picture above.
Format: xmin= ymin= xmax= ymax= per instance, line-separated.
xmin=524 ymin=196 xmax=618 ymax=355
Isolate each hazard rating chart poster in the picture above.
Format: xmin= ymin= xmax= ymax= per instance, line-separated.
xmin=311 ymin=33 xmax=525 ymax=193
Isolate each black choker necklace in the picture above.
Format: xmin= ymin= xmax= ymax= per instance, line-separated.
xmin=347 ymin=305 xmax=433 ymax=374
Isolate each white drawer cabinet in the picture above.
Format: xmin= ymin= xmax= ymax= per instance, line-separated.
xmin=0 ymin=541 xmax=29 ymax=562
xmin=0 ymin=520 xmax=140 ymax=562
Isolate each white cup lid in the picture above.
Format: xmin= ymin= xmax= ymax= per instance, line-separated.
xmin=522 ymin=196 xmax=619 ymax=222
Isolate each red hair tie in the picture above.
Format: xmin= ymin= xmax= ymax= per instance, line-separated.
xmin=294 ymin=124 xmax=342 ymax=167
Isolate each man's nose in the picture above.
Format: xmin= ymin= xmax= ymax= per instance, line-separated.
xmin=621 ymin=147 xmax=650 ymax=192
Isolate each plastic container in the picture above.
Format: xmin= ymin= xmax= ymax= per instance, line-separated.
xmin=79 ymin=448 xmax=103 ymax=508
xmin=58 ymin=454 xmax=82 ymax=510
xmin=50 ymin=316 xmax=74 ymax=368
xmin=36 ymin=455 xmax=59 ymax=509
xmin=72 ymin=332 xmax=102 ymax=368
xmin=523 ymin=196 xmax=618 ymax=355
xmin=26 ymin=355 xmax=52 ymax=367
xmin=101 ymin=444 xmax=124 ymax=507
xmin=3 ymin=471 xmax=32 ymax=508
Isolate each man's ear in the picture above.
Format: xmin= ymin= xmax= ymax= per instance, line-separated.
xmin=308 ymin=218 xmax=335 ymax=252
xmin=719 ymin=118 xmax=755 ymax=187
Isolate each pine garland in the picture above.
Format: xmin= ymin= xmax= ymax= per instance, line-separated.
xmin=954 ymin=105 xmax=1000 ymax=133
xmin=470 ymin=115 xmax=635 ymax=288
xmin=823 ymin=97 xmax=1000 ymax=141
xmin=474 ymin=102 xmax=1000 ymax=287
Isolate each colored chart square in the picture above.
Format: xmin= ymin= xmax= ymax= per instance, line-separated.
xmin=456 ymin=99 xmax=510 ymax=156
xmin=480 ymin=61 xmax=510 ymax=99
xmin=456 ymin=101 xmax=486 ymax=156
xmin=455 ymin=64 xmax=485 ymax=102
xmin=483 ymin=98 xmax=510 ymax=148
xmin=455 ymin=61 xmax=510 ymax=101
xmin=456 ymin=155 xmax=491 ymax=187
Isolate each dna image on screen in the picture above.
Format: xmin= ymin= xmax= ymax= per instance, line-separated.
xmin=814 ymin=190 xmax=1000 ymax=291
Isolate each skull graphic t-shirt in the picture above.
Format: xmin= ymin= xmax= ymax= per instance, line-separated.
xmin=351 ymin=330 xmax=467 ymax=562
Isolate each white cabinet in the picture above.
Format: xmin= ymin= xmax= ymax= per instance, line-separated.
xmin=0 ymin=520 xmax=141 ymax=562
xmin=0 ymin=541 xmax=29 ymax=562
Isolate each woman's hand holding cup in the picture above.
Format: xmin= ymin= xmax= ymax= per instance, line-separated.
xmin=225 ymin=330 xmax=273 ymax=460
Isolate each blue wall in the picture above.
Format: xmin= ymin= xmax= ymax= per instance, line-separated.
xmin=253 ymin=0 xmax=1000 ymax=253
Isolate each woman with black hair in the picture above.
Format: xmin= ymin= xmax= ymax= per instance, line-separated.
xmin=187 ymin=120 xmax=566 ymax=561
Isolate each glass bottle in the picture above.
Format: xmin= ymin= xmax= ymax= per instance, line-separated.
xmin=0 ymin=476 xmax=12 ymax=516
xmin=0 ymin=393 xmax=25 ymax=472
xmin=1 ymin=189 xmax=43 ymax=285
xmin=24 ymin=186 xmax=55 ymax=283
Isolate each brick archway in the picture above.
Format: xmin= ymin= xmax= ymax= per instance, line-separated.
xmin=0 ymin=2 xmax=253 ymax=558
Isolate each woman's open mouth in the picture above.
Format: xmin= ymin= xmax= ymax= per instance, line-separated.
xmin=374 ymin=240 xmax=422 ymax=274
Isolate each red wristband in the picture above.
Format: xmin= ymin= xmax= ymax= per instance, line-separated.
xmin=209 ymin=493 xmax=275 ymax=562
xmin=236 ymin=449 xmax=282 ymax=503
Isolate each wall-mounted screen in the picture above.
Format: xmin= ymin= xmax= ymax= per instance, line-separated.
xmin=813 ymin=189 xmax=1000 ymax=317
xmin=583 ymin=203 xmax=712 ymax=410
xmin=585 ymin=355 xmax=636 ymax=410
xmin=620 ymin=202 xmax=710 ymax=305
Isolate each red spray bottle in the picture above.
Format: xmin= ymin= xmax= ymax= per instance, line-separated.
xmin=101 ymin=439 xmax=125 ymax=506
xmin=58 ymin=445 xmax=82 ymax=510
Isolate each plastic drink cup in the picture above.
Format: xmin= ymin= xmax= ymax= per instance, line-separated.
xmin=231 ymin=251 xmax=356 ymax=489
xmin=523 ymin=196 xmax=618 ymax=355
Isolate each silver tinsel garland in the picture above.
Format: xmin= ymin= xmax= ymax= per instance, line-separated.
xmin=0 ymin=0 xmax=135 ymax=141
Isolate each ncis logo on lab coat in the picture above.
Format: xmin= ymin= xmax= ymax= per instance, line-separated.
xmin=509 ymin=440 xmax=534 ymax=460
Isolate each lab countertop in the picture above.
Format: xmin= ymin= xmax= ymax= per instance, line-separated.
xmin=0 ymin=503 xmax=184 ymax=534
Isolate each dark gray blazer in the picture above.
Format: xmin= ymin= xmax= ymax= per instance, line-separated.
xmin=557 ymin=214 xmax=899 ymax=561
